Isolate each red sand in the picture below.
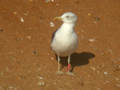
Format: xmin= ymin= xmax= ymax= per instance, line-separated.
xmin=0 ymin=0 xmax=120 ymax=90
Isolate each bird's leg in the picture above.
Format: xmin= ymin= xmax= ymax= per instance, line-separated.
xmin=58 ymin=56 xmax=61 ymax=71
xmin=56 ymin=55 xmax=64 ymax=74
xmin=67 ymin=55 xmax=71 ymax=72
xmin=66 ymin=55 xmax=74 ymax=75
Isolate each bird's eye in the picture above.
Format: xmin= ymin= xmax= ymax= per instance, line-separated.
xmin=66 ymin=16 xmax=69 ymax=18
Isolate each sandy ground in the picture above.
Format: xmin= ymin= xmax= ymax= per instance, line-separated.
xmin=0 ymin=0 xmax=120 ymax=90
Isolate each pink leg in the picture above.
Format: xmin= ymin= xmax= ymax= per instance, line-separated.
xmin=66 ymin=55 xmax=74 ymax=75
xmin=67 ymin=64 xmax=71 ymax=72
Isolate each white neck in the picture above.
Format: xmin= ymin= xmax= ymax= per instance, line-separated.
xmin=60 ymin=23 xmax=75 ymax=33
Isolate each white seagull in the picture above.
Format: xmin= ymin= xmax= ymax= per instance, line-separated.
xmin=51 ymin=12 xmax=78 ymax=75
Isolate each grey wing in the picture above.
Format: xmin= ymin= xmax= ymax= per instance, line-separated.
xmin=51 ymin=30 xmax=57 ymax=43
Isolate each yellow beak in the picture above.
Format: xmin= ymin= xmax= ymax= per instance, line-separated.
xmin=53 ymin=17 xmax=62 ymax=21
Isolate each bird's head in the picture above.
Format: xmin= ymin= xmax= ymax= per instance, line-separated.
xmin=54 ymin=12 xmax=77 ymax=24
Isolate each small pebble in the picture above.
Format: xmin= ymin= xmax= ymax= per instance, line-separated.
xmin=93 ymin=17 xmax=100 ymax=24
xmin=50 ymin=57 xmax=54 ymax=60
xmin=53 ymin=82 xmax=57 ymax=85
xmin=13 ymin=11 xmax=17 ymax=15
xmin=113 ymin=64 xmax=120 ymax=71
xmin=45 ymin=0 xmax=50 ymax=2
xmin=98 ymin=64 xmax=105 ymax=68
xmin=7 ymin=86 xmax=16 ymax=90
xmin=0 ymin=86 xmax=4 ymax=90
xmin=80 ymin=81 xmax=84 ymax=86
xmin=115 ymin=77 xmax=119 ymax=81
xmin=0 ymin=28 xmax=4 ymax=32
xmin=88 ymin=38 xmax=96 ymax=42
xmin=33 ymin=50 xmax=37 ymax=55
xmin=38 ymin=81 xmax=45 ymax=86
xmin=26 ymin=35 xmax=32 ymax=40
xmin=107 ymin=49 xmax=113 ymax=54
xmin=16 ymin=37 xmax=24 ymax=41
xmin=51 ymin=0 xmax=54 ymax=2
xmin=80 ymin=35 xmax=84 ymax=40
xmin=45 ymin=0 xmax=54 ymax=3
xmin=96 ymin=70 xmax=100 ymax=74
xmin=88 ymin=13 xmax=92 ymax=16
xmin=29 ymin=0 xmax=33 ymax=2
xmin=38 ymin=68 xmax=41 ymax=71
xmin=87 ymin=74 xmax=91 ymax=78
xmin=20 ymin=17 xmax=24 ymax=23
xmin=116 ymin=84 xmax=120 ymax=87
xmin=104 ymin=72 xmax=108 ymax=75
xmin=97 ymin=88 xmax=101 ymax=90
xmin=104 ymin=80 xmax=110 ymax=84
xmin=80 ymin=29 xmax=84 ymax=32
xmin=20 ymin=50 xmax=24 ymax=54
xmin=5 ymin=67 xmax=9 ymax=72
xmin=48 ymin=53 xmax=50 ymax=56
xmin=38 ymin=76 xmax=43 ymax=80
xmin=24 ymin=11 xmax=29 ymax=16
xmin=50 ymin=21 xmax=55 ymax=27
xmin=95 ymin=17 xmax=100 ymax=21
xmin=56 ymin=3 xmax=59 ymax=6
xmin=0 ymin=72 xmax=4 ymax=76
xmin=90 ymin=66 xmax=96 ymax=71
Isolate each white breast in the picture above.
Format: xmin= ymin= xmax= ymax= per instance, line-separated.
xmin=51 ymin=29 xmax=78 ymax=56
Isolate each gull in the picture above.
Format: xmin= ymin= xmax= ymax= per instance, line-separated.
xmin=51 ymin=12 xmax=78 ymax=75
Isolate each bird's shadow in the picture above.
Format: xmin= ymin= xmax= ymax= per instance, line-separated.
xmin=55 ymin=52 xmax=95 ymax=72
